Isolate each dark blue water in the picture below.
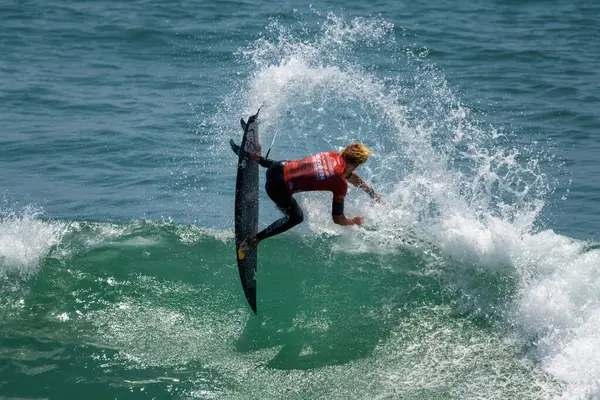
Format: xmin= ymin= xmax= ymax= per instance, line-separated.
xmin=2 ymin=1 xmax=600 ymax=399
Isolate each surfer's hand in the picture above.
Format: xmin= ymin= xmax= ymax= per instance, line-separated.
xmin=352 ymin=216 xmax=366 ymax=225
xmin=374 ymin=194 xmax=382 ymax=203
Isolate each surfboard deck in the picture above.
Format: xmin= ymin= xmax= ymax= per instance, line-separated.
xmin=233 ymin=111 xmax=260 ymax=314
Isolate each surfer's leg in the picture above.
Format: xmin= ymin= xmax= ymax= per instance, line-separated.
xmin=258 ymin=156 xmax=274 ymax=168
xmin=256 ymin=197 xmax=303 ymax=242
xmin=254 ymin=162 xmax=303 ymax=242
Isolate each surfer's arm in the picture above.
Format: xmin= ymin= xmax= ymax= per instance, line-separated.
xmin=332 ymin=214 xmax=365 ymax=226
xmin=346 ymin=172 xmax=381 ymax=202
xmin=331 ymin=200 xmax=365 ymax=226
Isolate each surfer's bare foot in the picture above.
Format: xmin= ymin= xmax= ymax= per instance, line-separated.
xmin=247 ymin=236 xmax=259 ymax=246
xmin=250 ymin=144 xmax=262 ymax=161
xmin=241 ymin=236 xmax=259 ymax=247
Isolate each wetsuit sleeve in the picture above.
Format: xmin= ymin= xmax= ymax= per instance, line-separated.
xmin=331 ymin=180 xmax=347 ymax=216
xmin=332 ymin=200 xmax=344 ymax=216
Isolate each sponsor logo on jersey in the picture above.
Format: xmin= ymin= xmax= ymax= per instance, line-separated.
xmin=313 ymin=154 xmax=332 ymax=180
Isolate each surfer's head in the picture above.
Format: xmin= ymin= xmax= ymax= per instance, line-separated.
xmin=341 ymin=143 xmax=372 ymax=167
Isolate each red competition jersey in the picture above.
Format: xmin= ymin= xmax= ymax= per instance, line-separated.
xmin=283 ymin=152 xmax=348 ymax=202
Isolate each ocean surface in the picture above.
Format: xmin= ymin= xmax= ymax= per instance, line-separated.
xmin=2 ymin=1 xmax=600 ymax=399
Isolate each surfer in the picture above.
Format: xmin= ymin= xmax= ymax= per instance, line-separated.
xmin=233 ymin=143 xmax=381 ymax=250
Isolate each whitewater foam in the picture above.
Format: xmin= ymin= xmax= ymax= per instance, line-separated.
xmin=512 ymin=231 xmax=600 ymax=399
xmin=0 ymin=207 xmax=68 ymax=277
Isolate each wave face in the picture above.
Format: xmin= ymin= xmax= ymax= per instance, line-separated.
xmin=0 ymin=217 xmax=557 ymax=399
xmin=1 ymin=208 xmax=598 ymax=399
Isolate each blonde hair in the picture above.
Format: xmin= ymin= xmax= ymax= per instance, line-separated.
xmin=340 ymin=143 xmax=372 ymax=166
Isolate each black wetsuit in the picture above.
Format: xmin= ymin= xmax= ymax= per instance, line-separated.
xmin=256 ymin=157 xmax=304 ymax=241
xmin=231 ymin=141 xmax=348 ymax=243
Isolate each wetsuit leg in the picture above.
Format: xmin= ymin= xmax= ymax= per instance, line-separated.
xmin=256 ymin=162 xmax=304 ymax=242
xmin=258 ymin=156 xmax=274 ymax=169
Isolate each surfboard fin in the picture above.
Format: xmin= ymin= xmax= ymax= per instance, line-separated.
xmin=231 ymin=140 xmax=261 ymax=163
xmin=240 ymin=118 xmax=247 ymax=131
xmin=230 ymin=139 xmax=241 ymax=156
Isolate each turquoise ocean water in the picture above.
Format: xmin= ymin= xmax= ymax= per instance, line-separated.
xmin=2 ymin=1 xmax=600 ymax=399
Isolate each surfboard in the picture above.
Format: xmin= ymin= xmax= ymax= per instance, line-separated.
xmin=233 ymin=111 xmax=260 ymax=314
